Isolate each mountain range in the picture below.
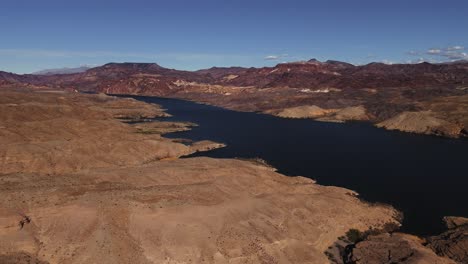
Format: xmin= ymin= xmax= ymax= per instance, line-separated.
xmin=31 ymin=66 xmax=91 ymax=75
xmin=1 ymin=59 xmax=467 ymax=137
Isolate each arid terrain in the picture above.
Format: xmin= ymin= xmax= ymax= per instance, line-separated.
xmin=1 ymin=60 xmax=468 ymax=138
xmin=1 ymin=89 xmax=465 ymax=263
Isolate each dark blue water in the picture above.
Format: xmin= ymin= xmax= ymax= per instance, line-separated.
xmin=126 ymin=95 xmax=468 ymax=236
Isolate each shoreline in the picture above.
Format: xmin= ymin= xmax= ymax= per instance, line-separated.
xmin=111 ymin=92 xmax=468 ymax=140
xmin=129 ymin=94 xmax=468 ymax=236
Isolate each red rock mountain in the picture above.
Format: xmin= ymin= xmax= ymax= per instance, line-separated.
xmin=2 ymin=60 xmax=468 ymax=93
xmin=210 ymin=60 xmax=468 ymax=89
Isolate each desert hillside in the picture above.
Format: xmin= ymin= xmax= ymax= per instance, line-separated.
xmin=0 ymin=89 xmax=397 ymax=263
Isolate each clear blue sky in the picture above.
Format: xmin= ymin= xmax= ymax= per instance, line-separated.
xmin=1 ymin=0 xmax=467 ymax=73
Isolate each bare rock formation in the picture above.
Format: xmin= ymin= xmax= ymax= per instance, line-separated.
xmin=443 ymin=217 xmax=468 ymax=230
xmin=426 ymin=217 xmax=468 ymax=264
xmin=347 ymin=233 xmax=456 ymax=264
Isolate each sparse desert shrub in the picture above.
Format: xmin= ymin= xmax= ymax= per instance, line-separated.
xmin=346 ymin=229 xmax=364 ymax=243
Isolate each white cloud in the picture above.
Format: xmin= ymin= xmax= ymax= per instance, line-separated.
xmin=264 ymin=54 xmax=289 ymax=61
xmin=446 ymin=45 xmax=464 ymax=51
xmin=442 ymin=51 xmax=468 ymax=60
xmin=427 ymin=49 xmax=442 ymax=55
xmin=411 ymin=45 xmax=468 ymax=61
xmin=264 ymin=55 xmax=280 ymax=60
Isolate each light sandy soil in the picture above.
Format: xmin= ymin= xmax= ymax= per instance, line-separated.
xmin=266 ymin=105 xmax=335 ymax=119
xmin=0 ymin=90 xmax=221 ymax=175
xmin=265 ymin=105 xmax=369 ymax=122
xmin=131 ymin=121 xmax=198 ymax=135
xmin=0 ymin=89 xmax=453 ymax=264
xmin=376 ymin=111 xmax=464 ymax=138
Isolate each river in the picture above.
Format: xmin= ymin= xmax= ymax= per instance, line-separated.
xmin=125 ymin=95 xmax=468 ymax=236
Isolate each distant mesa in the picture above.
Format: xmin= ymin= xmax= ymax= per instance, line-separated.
xmin=307 ymin=58 xmax=321 ymax=63
xmin=32 ymin=66 xmax=92 ymax=75
xmin=102 ymin=62 xmax=163 ymax=70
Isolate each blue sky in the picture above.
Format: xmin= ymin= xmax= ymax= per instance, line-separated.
xmin=1 ymin=0 xmax=467 ymax=73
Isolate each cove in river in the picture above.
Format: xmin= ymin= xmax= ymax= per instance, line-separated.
xmin=124 ymin=95 xmax=468 ymax=236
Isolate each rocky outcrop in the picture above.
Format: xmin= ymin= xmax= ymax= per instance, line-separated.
xmin=426 ymin=217 xmax=468 ymax=264
xmin=344 ymin=217 xmax=468 ymax=264
xmin=376 ymin=111 xmax=464 ymax=138
xmin=347 ymin=233 xmax=456 ymax=264
xmin=443 ymin=216 xmax=468 ymax=229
